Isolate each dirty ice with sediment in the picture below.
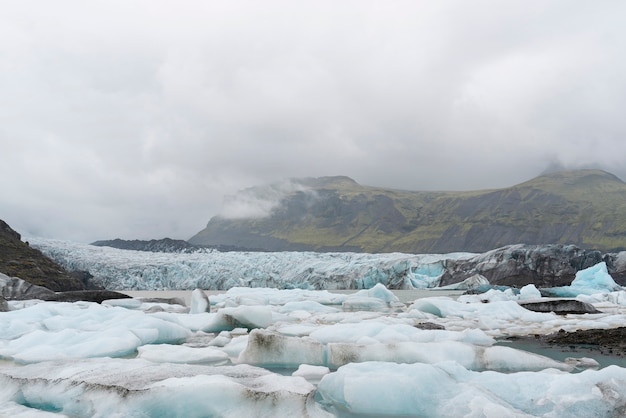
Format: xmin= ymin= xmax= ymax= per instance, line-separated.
xmin=2 ymin=239 xmax=626 ymax=416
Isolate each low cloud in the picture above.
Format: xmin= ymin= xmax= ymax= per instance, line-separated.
xmin=219 ymin=180 xmax=311 ymax=219
xmin=2 ymin=1 xmax=626 ymax=241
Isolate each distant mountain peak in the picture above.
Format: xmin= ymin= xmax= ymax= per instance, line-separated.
xmin=292 ymin=175 xmax=359 ymax=188
xmin=189 ymin=169 xmax=626 ymax=253
xmin=532 ymin=168 xmax=624 ymax=184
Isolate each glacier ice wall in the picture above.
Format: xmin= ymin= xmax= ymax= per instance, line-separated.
xmin=29 ymin=238 xmax=474 ymax=291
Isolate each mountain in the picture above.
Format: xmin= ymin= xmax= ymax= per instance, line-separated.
xmin=189 ymin=169 xmax=626 ymax=253
xmin=91 ymin=238 xmax=205 ymax=253
xmin=0 ymin=220 xmax=84 ymax=291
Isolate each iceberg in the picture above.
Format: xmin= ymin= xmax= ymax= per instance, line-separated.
xmin=0 ymin=359 xmax=331 ymax=418
xmin=545 ymin=262 xmax=622 ymax=297
xmin=317 ymin=361 xmax=626 ymax=417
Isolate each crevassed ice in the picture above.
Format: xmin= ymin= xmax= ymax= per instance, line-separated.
xmin=28 ymin=237 xmax=475 ymax=290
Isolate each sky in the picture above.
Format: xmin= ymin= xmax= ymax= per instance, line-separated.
xmin=2 ymin=1 xmax=626 ymax=243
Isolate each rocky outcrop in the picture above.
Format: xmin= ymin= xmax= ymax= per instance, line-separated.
xmin=0 ymin=273 xmax=130 ymax=303
xmin=543 ymin=327 xmax=626 ymax=356
xmin=519 ymin=299 xmax=601 ymax=315
xmin=0 ymin=220 xmax=84 ymax=291
xmin=50 ymin=290 xmax=131 ymax=304
xmin=0 ymin=273 xmax=56 ymax=300
xmin=91 ymin=238 xmax=208 ymax=253
xmin=0 ymin=296 xmax=8 ymax=312
xmin=439 ymin=244 xmax=624 ymax=287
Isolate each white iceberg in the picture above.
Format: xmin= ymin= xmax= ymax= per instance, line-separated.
xmin=317 ymin=361 xmax=626 ymax=417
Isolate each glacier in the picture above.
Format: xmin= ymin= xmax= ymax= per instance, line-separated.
xmin=29 ymin=237 xmax=475 ymax=290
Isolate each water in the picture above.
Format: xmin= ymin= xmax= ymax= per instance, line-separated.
xmin=498 ymin=338 xmax=626 ymax=370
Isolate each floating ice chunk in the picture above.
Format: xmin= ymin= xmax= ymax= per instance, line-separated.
xmin=342 ymin=297 xmax=389 ymax=312
xmin=175 ymin=305 xmax=279 ymax=333
xmin=547 ymin=262 xmax=622 ymax=297
xmin=350 ymin=282 xmax=399 ymax=302
xmin=0 ymin=302 xmax=191 ymax=363
xmin=237 ymin=329 xmax=556 ymax=371
xmin=190 ymin=288 xmax=211 ymax=313
xmin=293 ymin=364 xmax=330 ymax=384
xmin=519 ymin=284 xmax=542 ymax=300
xmin=565 ymin=357 xmax=600 ymax=370
xmin=237 ymin=330 xmax=324 ymax=367
xmin=221 ymin=335 xmax=249 ymax=358
xmin=278 ymin=324 xmax=320 ymax=337
xmin=102 ymin=298 xmax=142 ymax=309
xmin=571 ymin=262 xmax=620 ymax=290
xmin=317 ymin=361 xmax=457 ymax=417
xmin=3 ymin=328 xmax=143 ymax=363
xmin=478 ymin=288 xmax=518 ymax=302
xmin=212 ymin=287 xmax=348 ymax=307
xmin=207 ymin=331 xmax=233 ymax=347
xmin=410 ymin=298 xmax=552 ymax=323
xmin=577 ymin=290 xmax=626 ymax=306
xmin=308 ymin=321 xmax=494 ymax=346
xmin=0 ymin=358 xmax=331 ymax=418
xmin=325 ymin=341 xmax=569 ymax=371
xmin=221 ymin=305 xmax=275 ymax=329
xmin=317 ymin=361 xmax=626 ymax=417
xmin=137 ymin=344 xmax=229 ymax=365
xmin=480 ymin=345 xmax=571 ymax=372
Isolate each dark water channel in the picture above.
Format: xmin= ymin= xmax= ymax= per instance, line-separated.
xmin=496 ymin=338 xmax=626 ymax=370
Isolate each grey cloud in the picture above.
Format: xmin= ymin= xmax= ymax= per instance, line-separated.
xmin=219 ymin=180 xmax=314 ymax=220
xmin=2 ymin=1 xmax=626 ymax=242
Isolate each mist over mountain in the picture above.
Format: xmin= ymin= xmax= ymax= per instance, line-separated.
xmin=189 ymin=169 xmax=626 ymax=253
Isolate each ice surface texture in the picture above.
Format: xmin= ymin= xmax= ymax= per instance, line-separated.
xmin=29 ymin=237 xmax=473 ymax=290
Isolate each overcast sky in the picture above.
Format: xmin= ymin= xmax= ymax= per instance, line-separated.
xmin=2 ymin=1 xmax=625 ymax=242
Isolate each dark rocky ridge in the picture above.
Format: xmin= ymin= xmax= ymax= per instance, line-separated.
xmin=0 ymin=220 xmax=84 ymax=291
xmin=519 ymin=299 xmax=601 ymax=315
xmin=189 ymin=169 xmax=626 ymax=253
xmin=91 ymin=238 xmax=253 ymax=253
xmin=92 ymin=238 xmax=205 ymax=253
xmin=0 ymin=274 xmax=129 ymax=303
xmin=440 ymin=244 xmax=626 ymax=287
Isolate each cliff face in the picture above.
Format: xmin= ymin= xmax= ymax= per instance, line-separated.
xmin=0 ymin=220 xmax=84 ymax=291
xmin=189 ymin=170 xmax=626 ymax=253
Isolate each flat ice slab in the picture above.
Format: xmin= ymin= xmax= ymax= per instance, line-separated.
xmin=0 ymin=358 xmax=331 ymax=418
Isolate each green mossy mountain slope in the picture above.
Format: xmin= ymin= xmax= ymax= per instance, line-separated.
xmin=189 ymin=170 xmax=626 ymax=253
